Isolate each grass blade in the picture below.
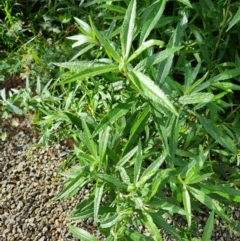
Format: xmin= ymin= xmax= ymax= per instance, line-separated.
xmin=121 ymin=0 xmax=136 ymax=59
xmin=129 ymin=71 xmax=178 ymax=116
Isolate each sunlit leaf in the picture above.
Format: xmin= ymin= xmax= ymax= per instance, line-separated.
xmin=139 ymin=0 xmax=167 ymax=45
xmin=121 ymin=0 xmax=136 ymax=59
xmin=94 ymin=183 xmax=104 ymax=224
xmin=202 ymin=211 xmax=214 ymax=241
xmin=69 ymin=225 xmax=100 ymax=241
xmin=128 ymin=39 xmax=164 ymax=63
xmin=93 ymin=96 xmax=135 ymax=137
xmin=182 ymin=184 xmax=191 ymax=228
xmin=179 ymin=92 xmax=214 ymax=105
xmin=128 ymin=71 xmax=178 ymax=116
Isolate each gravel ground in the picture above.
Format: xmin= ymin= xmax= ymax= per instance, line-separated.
xmin=0 ymin=118 xmax=240 ymax=241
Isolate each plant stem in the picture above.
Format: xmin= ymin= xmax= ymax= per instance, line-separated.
xmin=211 ymin=0 xmax=231 ymax=62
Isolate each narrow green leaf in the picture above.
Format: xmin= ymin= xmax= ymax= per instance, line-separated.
xmin=134 ymin=141 xmax=143 ymax=184
xmin=118 ymin=167 xmax=131 ymax=184
xmin=93 ymin=96 xmax=135 ymax=137
xmin=122 ymin=106 xmax=150 ymax=156
xmin=67 ymin=34 xmax=96 ymax=47
xmin=128 ymin=40 xmax=164 ymax=63
xmin=196 ymin=115 xmax=237 ymax=153
xmin=121 ymin=0 xmax=136 ymax=59
xmin=64 ymin=112 xmax=82 ymax=129
xmin=74 ymin=17 xmax=92 ymax=36
xmin=82 ymin=119 xmax=98 ymax=158
xmin=194 ymin=68 xmax=240 ymax=93
xmin=99 ymin=127 xmax=110 ymax=164
xmin=128 ymin=71 xmax=178 ymax=116
xmin=137 ymin=153 xmax=166 ymax=187
xmin=188 ymin=186 xmax=231 ymax=224
xmin=227 ymin=8 xmax=240 ymax=32
xmin=101 ymin=213 xmax=124 ymax=229
xmin=186 ymin=173 xmax=213 ymax=185
xmin=54 ymin=173 xmax=87 ymax=200
xmin=94 ymin=184 xmax=104 ymax=224
xmin=90 ymin=18 xmax=121 ymax=62
xmin=201 ymin=183 xmax=240 ymax=203
xmin=212 ymin=82 xmax=240 ymax=91
xmin=116 ymin=145 xmax=138 ymax=167
xmin=202 ymin=211 xmax=214 ymax=241
xmin=59 ymin=64 xmax=118 ymax=84
xmin=69 ymin=225 xmax=100 ymax=241
xmin=176 ymin=0 xmax=192 ymax=8
xmin=53 ymin=61 xmax=107 ymax=71
xmin=143 ymin=212 xmax=163 ymax=241
xmin=139 ymin=0 xmax=167 ymax=45
xmin=151 ymin=213 xmax=183 ymax=240
xmin=183 ymin=184 xmax=191 ymax=228
xmin=179 ymin=92 xmax=214 ymax=105
xmin=125 ymin=227 xmax=153 ymax=240
xmin=96 ymin=174 xmax=127 ymax=190
xmin=169 ymin=116 xmax=179 ymax=164
xmin=134 ymin=47 xmax=182 ymax=72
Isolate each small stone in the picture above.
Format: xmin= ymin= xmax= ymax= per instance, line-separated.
xmin=38 ymin=237 xmax=45 ymax=241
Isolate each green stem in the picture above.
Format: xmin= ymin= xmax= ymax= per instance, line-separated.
xmin=211 ymin=0 xmax=231 ymax=62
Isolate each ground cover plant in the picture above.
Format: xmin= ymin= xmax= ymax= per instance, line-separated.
xmin=1 ymin=0 xmax=240 ymax=240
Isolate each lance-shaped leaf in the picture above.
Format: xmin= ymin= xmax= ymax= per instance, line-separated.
xmin=182 ymin=184 xmax=191 ymax=228
xmin=90 ymin=18 xmax=121 ymax=62
xmin=94 ymin=183 xmax=104 ymax=224
xmin=196 ymin=114 xmax=237 ymax=153
xmin=58 ymin=64 xmax=118 ymax=85
xmin=128 ymin=39 xmax=164 ymax=63
xmin=93 ymin=96 xmax=135 ymax=136
xmin=188 ymin=186 xmax=232 ymax=224
xmin=69 ymin=226 xmax=100 ymax=241
xmin=202 ymin=211 xmax=214 ymax=241
xmin=226 ymin=8 xmax=240 ymax=32
xmin=74 ymin=17 xmax=92 ymax=36
xmin=121 ymin=0 xmax=136 ymax=59
xmin=134 ymin=47 xmax=182 ymax=72
xmin=179 ymin=92 xmax=214 ymax=105
xmin=139 ymin=0 xmax=167 ymax=45
xmin=128 ymin=71 xmax=178 ymax=116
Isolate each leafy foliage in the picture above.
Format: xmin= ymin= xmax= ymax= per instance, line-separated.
xmin=1 ymin=0 xmax=240 ymax=240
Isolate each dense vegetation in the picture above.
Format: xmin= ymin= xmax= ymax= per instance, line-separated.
xmin=1 ymin=0 xmax=240 ymax=240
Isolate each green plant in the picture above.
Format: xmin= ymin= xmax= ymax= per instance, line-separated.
xmin=2 ymin=0 xmax=240 ymax=240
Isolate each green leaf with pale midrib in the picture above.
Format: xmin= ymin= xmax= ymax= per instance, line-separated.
xmin=57 ymin=64 xmax=118 ymax=85
xmin=128 ymin=71 xmax=178 ymax=116
xmin=121 ymin=0 xmax=136 ymax=59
